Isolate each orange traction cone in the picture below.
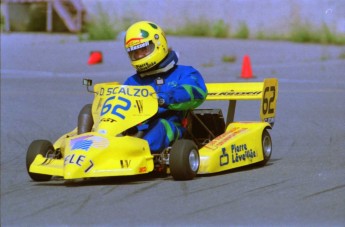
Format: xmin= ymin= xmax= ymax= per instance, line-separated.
xmin=241 ymin=55 xmax=254 ymax=79
xmin=88 ymin=51 xmax=103 ymax=65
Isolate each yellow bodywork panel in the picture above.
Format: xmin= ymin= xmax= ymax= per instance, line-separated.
xmin=30 ymin=85 xmax=158 ymax=179
xmin=198 ymin=122 xmax=270 ymax=174
xmin=260 ymin=78 xmax=278 ymax=123
xmin=91 ymin=83 xmax=158 ymax=136
xmin=30 ymin=154 xmax=64 ymax=176
xmin=30 ymin=133 xmax=154 ymax=179
xmin=206 ymin=78 xmax=278 ymax=123
xmin=198 ymin=79 xmax=278 ymax=173
xmin=206 ymin=82 xmax=263 ymax=100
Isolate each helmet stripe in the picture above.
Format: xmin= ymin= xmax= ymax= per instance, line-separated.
xmin=126 ymin=37 xmax=143 ymax=45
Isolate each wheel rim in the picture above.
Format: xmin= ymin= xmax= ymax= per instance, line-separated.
xmin=263 ymin=135 xmax=272 ymax=157
xmin=189 ymin=149 xmax=199 ymax=172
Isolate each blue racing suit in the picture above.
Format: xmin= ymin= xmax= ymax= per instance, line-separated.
xmin=124 ymin=51 xmax=207 ymax=153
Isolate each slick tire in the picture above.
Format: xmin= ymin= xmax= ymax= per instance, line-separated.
xmin=258 ymin=129 xmax=272 ymax=166
xmin=170 ymin=139 xmax=199 ymax=181
xmin=26 ymin=140 xmax=54 ymax=181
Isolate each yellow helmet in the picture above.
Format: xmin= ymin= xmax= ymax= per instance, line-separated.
xmin=124 ymin=21 xmax=169 ymax=73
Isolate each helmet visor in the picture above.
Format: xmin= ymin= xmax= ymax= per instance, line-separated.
xmin=127 ymin=41 xmax=155 ymax=61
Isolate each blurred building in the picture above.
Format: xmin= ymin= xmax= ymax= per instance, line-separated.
xmin=1 ymin=0 xmax=344 ymax=35
xmin=82 ymin=0 xmax=345 ymax=35
xmin=1 ymin=0 xmax=85 ymax=32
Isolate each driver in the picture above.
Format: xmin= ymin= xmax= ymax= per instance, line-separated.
xmin=123 ymin=21 xmax=207 ymax=153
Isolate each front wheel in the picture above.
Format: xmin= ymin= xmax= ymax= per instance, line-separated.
xmin=26 ymin=140 xmax=54 ymax=181
xmin=169 ymin=139 xmax=199 ymax=181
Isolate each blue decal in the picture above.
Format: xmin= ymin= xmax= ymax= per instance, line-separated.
xmin=112 ymin=96 xmax=131 ymax=119
xmin=70 ymin=135 xmax=93 ymax=151
xmin=101 ymin=96 xmax=131 ymax=119
xmin=101 ymin=86 xmax=149 ymax=97
xmin=101 ymin=96 xmax=115 ymax=116
xmin=64 ymin=154 xmax=86 ymax=166
xmin=72 ymin=140 xmax=93 ymax=151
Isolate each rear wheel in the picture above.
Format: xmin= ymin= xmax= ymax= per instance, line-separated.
xmin=258 ymin=129 xmax=272 ymax=166
xmin=26 ymin=140 xmax=54 ymax=181
xmin=170 ymin=139 xmax=199 ymax=181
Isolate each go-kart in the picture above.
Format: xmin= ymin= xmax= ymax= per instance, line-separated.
xmin=26 ymin=78 xmax=278 ymax=181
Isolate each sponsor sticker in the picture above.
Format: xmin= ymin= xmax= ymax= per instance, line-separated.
xmin=70 ymin=135 xmax=109 ymax=151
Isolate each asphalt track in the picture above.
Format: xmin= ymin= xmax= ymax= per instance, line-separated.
xmin=1 ymin=33 xmax=345 ymax=226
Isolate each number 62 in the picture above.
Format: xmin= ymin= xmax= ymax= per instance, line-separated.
xmin=101 ymin=96 xmax=131 ymax=119
xmin=262 ymin=86 xmax=276 ymax=115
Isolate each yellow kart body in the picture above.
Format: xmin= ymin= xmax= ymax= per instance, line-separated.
xmin=30 ymin=84 xmax=158 ymax=179
xmin=27 ymin=78 xmax=278 ymax=181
